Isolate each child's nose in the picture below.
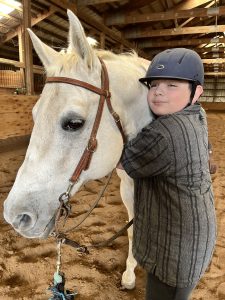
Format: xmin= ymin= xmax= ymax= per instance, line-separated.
xmin=155 ymin=85 xmax=164 ymax=95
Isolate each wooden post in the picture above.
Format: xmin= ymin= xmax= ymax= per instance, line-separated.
xmin=22 ymin=0 xmax=34 ymax=95
xmin=100 ymin=32 xmax=105 ymax=49
xmin=18 ymin=28 xmax=25 ymax=92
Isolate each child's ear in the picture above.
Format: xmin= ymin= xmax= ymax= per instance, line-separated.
xmin=192 ymin=85 xmax=203 ymax=104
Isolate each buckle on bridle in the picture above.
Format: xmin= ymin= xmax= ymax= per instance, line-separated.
xmin=58 ymin=181 xmax=75 ymax=203
xmin=104 ymin=90 xmax=111 ymax=98
xmin=87 ymin=137 xmax=97 ymax=152
xmin=111 ymin=111 xmax=120 ymax=123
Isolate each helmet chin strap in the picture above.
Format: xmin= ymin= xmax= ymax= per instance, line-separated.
xmin=186 ymin=81 xmax=198 ymax=107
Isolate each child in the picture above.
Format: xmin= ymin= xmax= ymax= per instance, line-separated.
xmin=118 ymin=48 xmax=217 ymax=300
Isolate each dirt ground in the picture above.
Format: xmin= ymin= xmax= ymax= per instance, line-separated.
xmin=0 ymin=111 xmax=225 ymax=300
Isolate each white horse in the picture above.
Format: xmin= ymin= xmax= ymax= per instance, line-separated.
xmin=3 ymin=10 xmax=153 ymax=290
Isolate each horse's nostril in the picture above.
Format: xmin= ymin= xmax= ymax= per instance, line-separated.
xmin=12 ymin=213 xmax=35 ymax=231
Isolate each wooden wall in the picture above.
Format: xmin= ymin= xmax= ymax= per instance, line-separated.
xmin=0 ymin=69 xmax=45 ymax=95
xmin=0 ymin=70 xmax=24 ymax=89
xmin=202 ymin=78 xmax=225 ymax=102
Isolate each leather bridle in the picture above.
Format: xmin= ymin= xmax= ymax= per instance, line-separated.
xmin=45 ymin=57 xmax=126 ymax=204
xmin=46 ymin=58 xmax=133 ymax=252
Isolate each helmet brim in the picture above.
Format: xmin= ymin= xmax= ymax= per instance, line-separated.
xmin=139 ymin=76 xmax=199 ymax=84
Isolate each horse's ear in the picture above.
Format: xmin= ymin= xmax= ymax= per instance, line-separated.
xmin=27 ymin=29 xmax=59 ymax=69
xmin=67 ymin=10 xmax=97 ymax=69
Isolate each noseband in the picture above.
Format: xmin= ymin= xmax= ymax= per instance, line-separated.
xmin=45 ymin=58 xmax=126 ymax=191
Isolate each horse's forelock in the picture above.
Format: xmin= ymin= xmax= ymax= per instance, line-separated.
xmin=46 ymin=51 xmax=81 ymax=76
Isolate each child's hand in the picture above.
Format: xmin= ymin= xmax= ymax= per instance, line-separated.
xmin=209 ymin=159 xmax=217 ymax=174
xmin=209 ymin=151 xmax=217 ymax=174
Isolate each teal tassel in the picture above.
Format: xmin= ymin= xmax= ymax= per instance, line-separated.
xmin=48 ymin=272 xmax=77 ymax=300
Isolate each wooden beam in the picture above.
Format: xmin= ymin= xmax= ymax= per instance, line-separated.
xmin=100 ymin=32 xmax=105 ymax=49
xmin=125 ymin=25 xmax=225 ymax=39
xmin=0 ymin=0 xmax=22 ymax=12
xmin=43 ymin=18 xmax=68 ymax=33
xmin=202 ymin=53 xmax=225 ymax=58
xmin=0 ymin=22 xmax=10 ymax=29
xmin=103 ymin=0 xmax=157 ymax=30
xmin=146 ymin=46 xmax=225 ymax=57
xmin=18 ymin=28 xmax=25 ymax=88
xmin=105 ymin=0 xmax=212 ymax=26
xmin=0 ymin=58 xmax=44 ymax=74
xmin=79 ymin=10 xmax=147 ymax=56
xmin=48 ymin=0 xmax=147 ymax=57
xmin=0 ymin=44 xmax=18 ymax=53
xmin=205 ymin=72 xmax=225 ymax=75
xmin=48 ymin=0 xmax=77 ymax=14
xmin=138 ymin=37 xmax=225 ymax=48
xmin=105 ymin=0 xmax=156 ymax=15
xmin=0 ymin=11 xmax=20 ymax=22
xmin=22 ymin=0 xmax=34 ymax=95
xmin=18 ymin=29 xmax=24 ymax=63
xmin=146 ymin=51 xmax=222 ymax=60
xmin=77 ymin=0 xmax=118 ymax=5
xmin=34 ymin=24 xmax=66 ymax=42
xmin=0 ymin=51 xmax=17 ymax=60
xmin=198 ymin=47 xmax=225 ymax=53
xmin=0 ymin=95 xmax=37 ymax=139
xmin=1 ymin=6 xmax=57 ymax=44
xmin=145 ymin=53 xmax=225 ymax=64
xmin=175 ymin=0 xmax=212 ymax=10
xmin=202 ymin=58 xmax=225 ymax=64
xmin=179 ymin=0 xmax=215 ymax=28
xmin=0 ymin=56 xmax=37 ymax=70
xmin=106 ymin=6 xmax=225 ymax=26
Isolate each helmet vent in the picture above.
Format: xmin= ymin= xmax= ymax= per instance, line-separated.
xmin=178 ymin=53 xmax=186 ymax=64
xmin=156 ymin=64 xmax=165 ymax=69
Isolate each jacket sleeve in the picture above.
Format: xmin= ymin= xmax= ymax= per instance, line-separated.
xmin=120 ymin=124 xmax=172 ymax=178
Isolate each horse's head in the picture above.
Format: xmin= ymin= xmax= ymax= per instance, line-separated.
xmin=4 ymin=11 xmax=152 ymax=238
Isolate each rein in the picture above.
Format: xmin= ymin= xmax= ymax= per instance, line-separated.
xmin=46 ymin=58 xmax=132 ymax=252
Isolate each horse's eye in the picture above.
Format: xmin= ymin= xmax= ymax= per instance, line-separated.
xmin=62 ymin=119 xmax=85 ymax=131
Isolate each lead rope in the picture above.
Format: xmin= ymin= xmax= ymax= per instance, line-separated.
xmin=48 ymin=169 xmax=133 ymax=298
xmin=48 ymin=240 xmax=78 ymax=299
xmin=64 ymin=171 xmax=113 ymax=233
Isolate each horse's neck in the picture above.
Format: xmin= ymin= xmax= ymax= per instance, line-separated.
xmin=124 ymin=90 xmax=152 ymax=141
xmin=107 ymin=56 xmax=152 ymax=141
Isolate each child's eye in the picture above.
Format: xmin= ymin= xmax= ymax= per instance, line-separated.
xmin=168 ymin=84 xmax=177 ymax=87
xmin=150 ymin=83 xmax=157 ymax=88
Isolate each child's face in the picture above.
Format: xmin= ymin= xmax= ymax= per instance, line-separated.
xmin=147 ymin=79 xmax=192 ymax=116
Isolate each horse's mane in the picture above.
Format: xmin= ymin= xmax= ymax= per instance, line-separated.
xmin=47 ymin=48 xmax=148 ymax=76
xmin=97 ymin=49 xmax=148 ymax=72
xmin=97 ymin=49 xmax=137 ymax=60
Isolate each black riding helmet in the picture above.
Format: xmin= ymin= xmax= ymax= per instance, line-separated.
xmin=139 ymin=48 xmax=204 ymax=86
